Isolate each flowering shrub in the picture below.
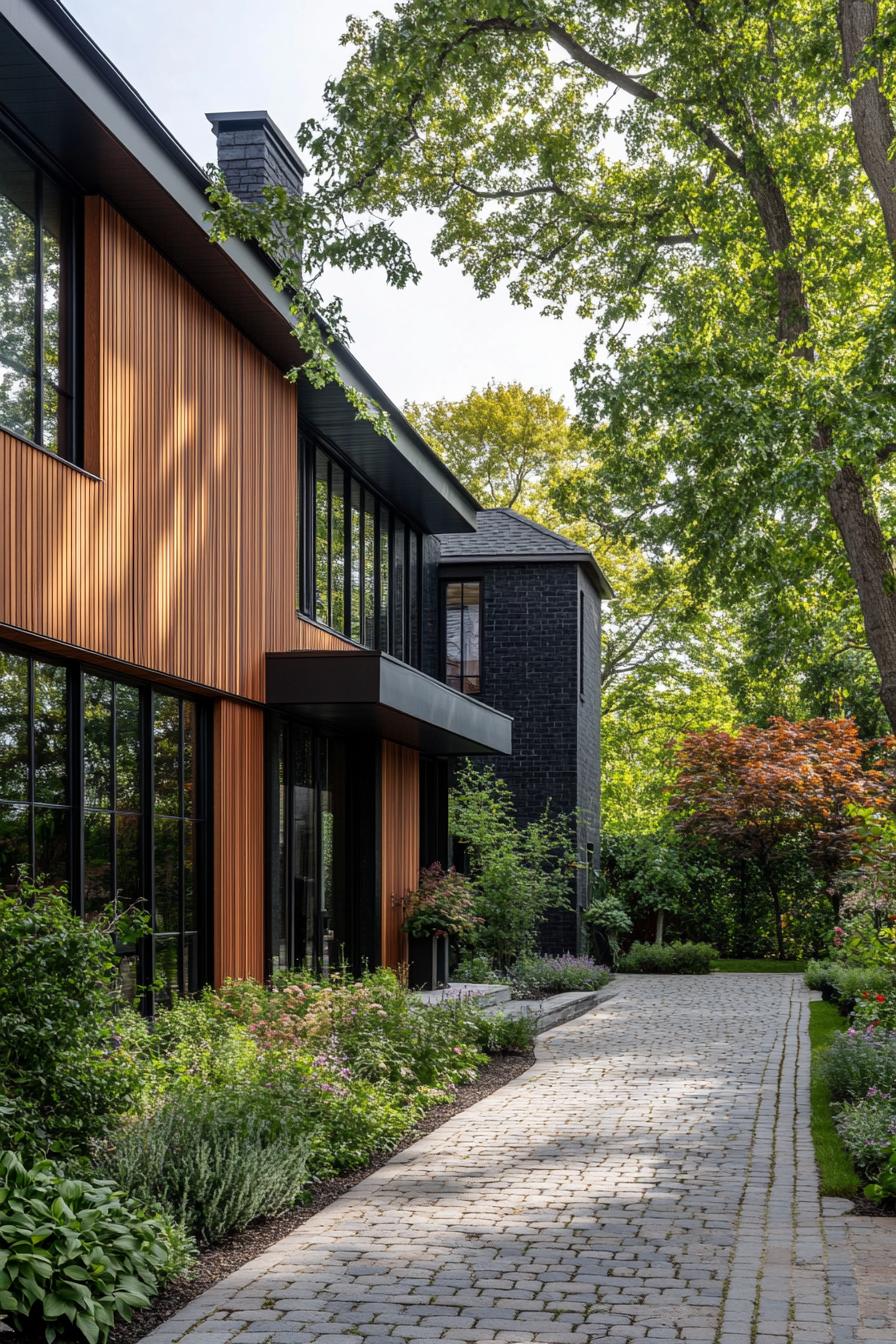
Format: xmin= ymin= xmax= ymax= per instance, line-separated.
xmin=835 ymin=1091 xmax=896 ymax=1178
xmin=508 ymin=954 xmax=611 ymax=998
xmin=397 ymin=863 xmax=481 ymax=940
xmin=820 ymin=1027 xmax=896 ymax=1102
xmin=851 ymin=989 xmax=896 ymax=1034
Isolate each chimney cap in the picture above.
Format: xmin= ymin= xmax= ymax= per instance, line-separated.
xmin=206 ymin=109 xmax=308 ymax=178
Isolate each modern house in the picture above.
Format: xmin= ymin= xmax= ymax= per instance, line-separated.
xmin=0 ymin=0 xmax=607 ymax=998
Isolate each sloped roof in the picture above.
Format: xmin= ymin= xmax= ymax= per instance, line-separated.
xmin=436 ymin=509 xmax=614 ymax=597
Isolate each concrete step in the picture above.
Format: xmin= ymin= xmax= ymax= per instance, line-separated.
xmin=415 ymin=982 xmax=512 ymax=1009
xmin=483 ymin=983 xmax=617 ymax=1035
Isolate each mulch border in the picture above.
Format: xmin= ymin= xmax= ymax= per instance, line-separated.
xmin=106 ymin=1051 xmax=535 ymax=1344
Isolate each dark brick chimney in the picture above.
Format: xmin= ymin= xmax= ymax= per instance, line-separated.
xmin=206 ymin=111 xmax=306 ymax=202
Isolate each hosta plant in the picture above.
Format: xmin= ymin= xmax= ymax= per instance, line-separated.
xmin=0 ymin=1150 xmax=192 ymax=1344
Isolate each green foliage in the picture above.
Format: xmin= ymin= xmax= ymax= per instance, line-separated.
xmin=820 ymin=1031 xmax=896 ymax=1103
xmin=508 ymin=954 xmax=610 ymax=998
xmin=712 ymin=959 xmax=806 ymax=973
xmin=806 ymin=961 xmax=895 ymax=1009
xmin=0 ymin=877 xmax=149 ymax=1157
xmin=469 ymin=1011 xmax=536 ymax=1055
xmin=449 ymin=760 xmax=576 ymax=968
xmin=453 ymin=953 xmax=503 ymax=985
xmin=618 ymin=941 xmax=716 ymax=975
xmin=0 ymin=1150 xmax=192 ymax=1344
xmin=97 ymin=1083 xmax=313 ymax=1245
xmin=405 ymin=381 xmax=584 ymax=515
xmin=864 ymin=1141 xmax=896 ymax=1204
xmin=581 ymin=888 xmax=631 ymax=967
xmin=835 ymin=1095 xmax=896 ymax=1179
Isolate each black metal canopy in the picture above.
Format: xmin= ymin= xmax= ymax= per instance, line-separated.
xmin=266 ymin=652 xmax=512 ymax=757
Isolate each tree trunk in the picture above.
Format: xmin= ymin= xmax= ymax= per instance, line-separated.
xmin=654 ymin=908 xmax=665 ymax=946
xmin=839 ymin=0 xmax=896 ymax=250
xmin=769 ymin=881 xmax=785 ymax=960
xmin=826 ymin=460 xmax=896 ymax=730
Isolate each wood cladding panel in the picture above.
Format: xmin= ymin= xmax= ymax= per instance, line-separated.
xmin=380 ymin=739 xmax=420 ymax=970
xmin=213 ymin=699 xmax=265 ymax=983
xmin=0 ymin=197 xmax=351 ymax=702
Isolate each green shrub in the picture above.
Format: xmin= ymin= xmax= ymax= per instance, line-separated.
xmin=820 ymin=1030 xmax=896 ymax=1102
xmin=98 ymin=1079 xmax=312 ymax=1245
xmin=618 ymin=940 xmax=717 ymax=974
xmin=0 ymin=878 xmax=149 ymax=1157
xmin=508 ymin=954 xmax=611 ymax=998
xmin=835 ymin=1093 xmax=896 ymax=1177
xmin=449 ymin=761 xmax=576 ymax=968
xmin=803 ymin=961 xmax=894 ymax=1012
xmin=864 ymin=1140 xmax=896 ymax=1203
xmin=0 ymin=1149 xmax=192 ymax=1344
xmin=453 ymin=953 xmax=503 ymax=985
xmin=581 ymin=889 xmax=631 ymax=967
xmin=469 ymin=1010 xmax=536 ymax=1055
xmin=805 ymin=959 xmax=836 ymax=991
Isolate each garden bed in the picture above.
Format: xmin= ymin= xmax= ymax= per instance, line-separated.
xmin=101 ymin=1051 xmax=534 ymax=1344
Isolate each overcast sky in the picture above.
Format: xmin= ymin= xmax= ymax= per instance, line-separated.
xmin=64 ymin=0 xmax=592 ymax=411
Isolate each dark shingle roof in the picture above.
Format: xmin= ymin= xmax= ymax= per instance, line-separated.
xmin=436 ymin=509 xmax=614 ymax=597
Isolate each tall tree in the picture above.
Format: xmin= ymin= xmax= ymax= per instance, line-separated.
xmin=670 ymin=717 xmax=895 ymax=954
xmin=406 ymin=381 xmax=582 ymax=513
xmin=207 ymin=0 xmax=896 ymax=728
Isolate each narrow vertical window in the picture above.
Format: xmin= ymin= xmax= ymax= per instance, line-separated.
xmin=314 ymin=450 xmax=330 ymax=626
xmin=579 ymin=590 xmax=585 ymax=700
xmin=444 ymin=581 xmax=481 ymax=694
xmin=408 ymin=530 xmax=420 ymax=669
xmin=392 ymin=518 xmax=406 ymax=663
xmin=0 ymin=131 xmax=75 ymax=458
xmin=379 ymin=505 xmax=391 ymax=652
xmin=363 ymin=492 xmax=376 ymax=649
xmin=350 ymin=479 xmax=362 ymax=643
xmin=330 ymin=463 xmax=345 ymax=634
xmin=153 ymin=692 xmax=206 ymax=1003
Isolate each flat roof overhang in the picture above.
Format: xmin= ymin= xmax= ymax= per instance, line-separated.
xmin=0 ymin=0 xmax=480 ymax=535
xmin=266 ymin=651 xmax=512 ymax=757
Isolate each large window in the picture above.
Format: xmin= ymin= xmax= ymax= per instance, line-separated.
xmin=444 ymin=580 xmax=482 ymax=694
xmin=0 ymin=129 xmax=76 ymax=458
xmin=0 ymin=644 xmax=208 ymax=1002
xmin=300 ymin=436 xmax=423 ymax=667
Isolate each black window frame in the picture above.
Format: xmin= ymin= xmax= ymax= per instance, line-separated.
xmin=0 ymin=638 xmax=212 ymax=1006
xmin=579 ymin=589 xmax=585 ymax=702
xmin=441 ymin=576 xmax=484 ymax=696
xmin=0 ymin=118 xmax=81 ymax=464
xmin=298 ymin=430 xmax=424 ymax=668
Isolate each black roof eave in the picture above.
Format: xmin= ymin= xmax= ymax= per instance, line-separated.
xmin=266 ymin=651 xmax=513 ymax=757
xmin=0 ymin=0 xmax=479 ymax=534
xmin=438 ymin=551 xmax=614 ymax=599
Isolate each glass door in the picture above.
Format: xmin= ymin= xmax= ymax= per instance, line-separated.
xmin=269 ymin=719 xmax=348 ymax=976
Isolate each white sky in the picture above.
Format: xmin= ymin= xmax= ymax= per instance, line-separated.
xmin=64 ymin=0 xmax=593 ymax=410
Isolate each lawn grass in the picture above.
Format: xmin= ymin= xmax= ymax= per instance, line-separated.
xmin=712 ymin=958 xmax=806 ymax=973
xmin=807 ymin=1000 xmax=861 ymax=1198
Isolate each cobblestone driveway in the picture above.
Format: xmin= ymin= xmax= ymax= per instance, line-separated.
xmin=142 ymin=975 xmax=865 ymax=1344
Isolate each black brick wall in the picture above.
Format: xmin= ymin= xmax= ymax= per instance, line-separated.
xmin=433 ymin=555 xmax=602 ymax=956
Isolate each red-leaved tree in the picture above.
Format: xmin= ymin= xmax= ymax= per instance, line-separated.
xmin=669 ymin=718 xmax=895 ymax=957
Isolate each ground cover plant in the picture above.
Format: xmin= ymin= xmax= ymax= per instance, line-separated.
xmin=0 ymin=884 xmax=534 ymax=1341
xmin=618 ymin=941 xmax=716 ymax=975
xmin=507 ymin=954 xmax=610 ymax=999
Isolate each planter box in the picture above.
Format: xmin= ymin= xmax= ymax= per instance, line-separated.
xmin=408 ymin=934 xmax=449 ymax=991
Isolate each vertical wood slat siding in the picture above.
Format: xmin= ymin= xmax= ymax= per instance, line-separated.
xmin=0 ymin=196 xmax=350 ymax=697
xmin=380 ymin=740 xmax=420 ymax=970
xmin=214 ymin=699 xmax=265 ymax=982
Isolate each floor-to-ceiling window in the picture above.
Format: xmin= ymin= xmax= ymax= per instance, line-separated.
xmin=299 ymin=435 xmax=423 ymax=667
xmin=0 ymin=642 xmax=209 ymax=1002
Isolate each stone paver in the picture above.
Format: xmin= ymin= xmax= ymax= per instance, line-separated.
xmin=141 ymin=975 xmax=867 ymax=1344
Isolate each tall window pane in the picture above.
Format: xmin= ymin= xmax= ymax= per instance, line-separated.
xmin=350 ymin=479 xmax=362 ymax=643
xmin=408 ymin=531 xmax=420 ymax=668
xmin=363 ymin=493 xmax=376 ymax=648
xmin=330 ymin=464 xmax=345 ymax=634
xmin=315 ymin=449 xmax=330 ymax=626
xmin=82 ymin=674 xmax=142 ymax=935
xmin=0 ymin=131 xmax=73 ymax=456
xmin=444 ymin=581 xmax=482 ymax=694
xmin=152 ymin=692 xmax=205 ymax=1001
xmin=0 ymin=651 xmax=70 ymax=891
xmin=0 ymin=136 xmax=37 ymax=444
xmin=393 ymin=518 xmax=406 ymax=662
xmin=379 ymin=505 xmax=390 ymax=652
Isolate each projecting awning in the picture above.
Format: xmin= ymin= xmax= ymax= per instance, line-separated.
xmin=266 ymin=651 xmax=512 ymax=757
